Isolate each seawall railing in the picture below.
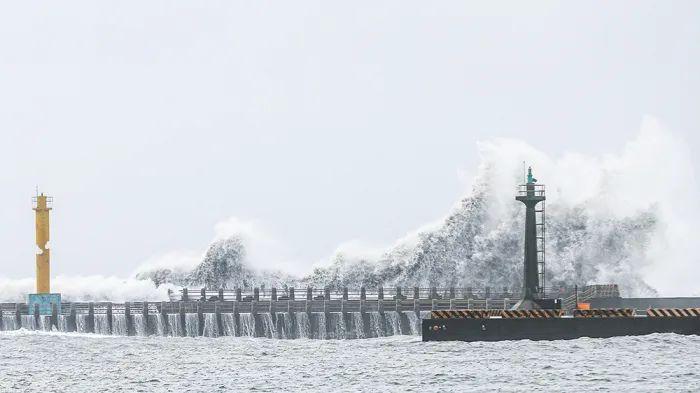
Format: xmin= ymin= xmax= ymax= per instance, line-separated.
xmin=170 ymin=286 xmax=577 ymax=302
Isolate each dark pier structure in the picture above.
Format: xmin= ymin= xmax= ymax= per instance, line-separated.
xmin=422 ymin=167 xmax=700 ymax=341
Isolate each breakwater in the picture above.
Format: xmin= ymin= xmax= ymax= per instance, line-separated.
xmin=0 ymin=297 xmax=519 ymax=339
xmin=2 ymin=286 xmax=618 ymax=339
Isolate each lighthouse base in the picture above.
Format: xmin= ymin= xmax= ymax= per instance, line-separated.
xmin=27 ymin=293 xmax=61 ymax=315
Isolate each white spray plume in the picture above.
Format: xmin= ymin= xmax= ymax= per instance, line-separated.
xmin=0 ymin=116 xmax=697 ymax=300
xmin=459 ymin=116 xmax=699 ymax=295
xmin=0 ymin=275 xmax=174 ymax=302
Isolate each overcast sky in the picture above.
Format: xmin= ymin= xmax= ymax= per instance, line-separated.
xmin=1 ymin=1 xmax=698 ymax=278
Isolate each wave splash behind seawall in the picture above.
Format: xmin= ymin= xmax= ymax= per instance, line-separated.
xmin=2 ymin=119 xmax=697 ymax=300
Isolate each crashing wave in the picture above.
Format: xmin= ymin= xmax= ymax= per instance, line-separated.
xmin=11 ymin=118 xmax=691 ymax=301
xmin=137 ymin=163 xmax=659 ymax=297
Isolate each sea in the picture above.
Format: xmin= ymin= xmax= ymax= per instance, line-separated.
xmin=0 ymin=330 xmax=698 ymax=392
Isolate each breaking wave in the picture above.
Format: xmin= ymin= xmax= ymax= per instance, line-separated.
xmin=1 ymin=117 xmax=697 ymax=300
xmin=134 ymin=117 xmax=697 ymax=297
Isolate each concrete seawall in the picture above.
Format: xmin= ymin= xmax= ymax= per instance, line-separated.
xmin=0 ymin=298 xmax=520 ymax=339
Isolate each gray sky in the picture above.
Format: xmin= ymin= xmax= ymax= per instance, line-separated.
xmin=1 ymin=1 xmax=698 ymax=278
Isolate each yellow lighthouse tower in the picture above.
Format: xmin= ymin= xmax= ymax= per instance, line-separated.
xmin=34 ymin=193 xmax=52 ymax=293
xmin=28 ymin=192 xmax=61 ymax=316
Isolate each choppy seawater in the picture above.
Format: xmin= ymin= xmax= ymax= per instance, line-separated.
xmin=0 ymin=331 xmax=698 ymax=392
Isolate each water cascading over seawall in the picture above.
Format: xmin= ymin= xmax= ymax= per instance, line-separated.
xmin=168 ymin=314 xmax=182 ymax=337
xmin=94 ymin=314 xmax=110 ymax=335
xmin=239 ymin=313 xmax=256 ymax=337
xmin=295 ymin=312 xmax=311 ymax=338
xmin=203 ymin=313 xmax=218 ymax=337
xmin=21 ymin=315 xmax=36 ymax=331
xmin=1 ymin=294 xmax=467 ymax=339
xmin=112 ymin=314 xmax=127 ymax=336
xmin=0 ymin=311 xmax=423 ymax=339
xmin=259 ymin=313 xmax=276 ymax=338
xmin=0 ymin=296 xmax=437 ymax=340
xmin=221 ymin=313 xmax=236 ymax=336
xmin=2 ymin=315 xmax=17 ymax=331
xmin=184 ymin=313 xmax=199 ymax=337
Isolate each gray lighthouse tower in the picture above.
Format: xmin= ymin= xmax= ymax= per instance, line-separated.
xmin=513 ymin=167 xmax=550 ymax=309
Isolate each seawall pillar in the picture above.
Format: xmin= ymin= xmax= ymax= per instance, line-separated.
xmin=270 ymin=299 xmax=277 ymax=325
xmin=14 ymin=303 xmax=20 ymax=329
xmin=142 ymin=302 xmax=150 ymax=335
xmin=160 ymin=301 xmax=169 ymax=336
xmin=106 ymin=303 xmax=113 ymax=334
xmin=179 ymin=302 xmax=186 ymax=337
xmin=215 ymin=302 xmax=223 ymax=336
xmin=87 ymin=303 xmax=95 ymax=333
xmin=50 ymin=302 xmax=58 ymax=331
xmin=68 ymin=303 xmax=76 ymax=332
xmin=124 ymin=302 xmax=132 ymax=336
xmin=33 ymin=303 xmax=40 ymax=328
xmin=197 ymin=302 xmax=204 ymax=336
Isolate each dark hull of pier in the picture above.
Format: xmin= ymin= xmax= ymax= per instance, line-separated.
xmin=421 ymin=316 xmax=700 ymax=342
